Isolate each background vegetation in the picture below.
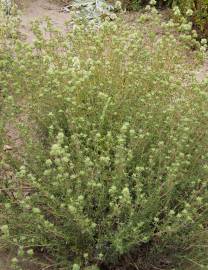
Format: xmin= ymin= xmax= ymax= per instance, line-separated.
xmin=123 ymin=0 xmax=208 ymax=36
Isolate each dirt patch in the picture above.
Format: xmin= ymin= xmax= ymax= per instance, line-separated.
xmin=195 ymin=56 xmax=208 ymax=82
xmin=0 ymin=252 xmax=11 ymax=270
xmin=18 ymin=0 xmax=71 ymax=42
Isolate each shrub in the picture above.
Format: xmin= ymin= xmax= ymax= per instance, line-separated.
xmin=125 ymin=1 xmax=208 ymax=37
xmin=0 ymin=7 xmax=208 ymax=270
xmin=158 ymin=0 xmax=208 ymax=37
xmin=165 ymin=0 xmax=208 ymax=37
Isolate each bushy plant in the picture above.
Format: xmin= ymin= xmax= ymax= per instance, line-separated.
xmin=0 ymin=7 xmax=208 ymax=270
xmin=168 ymin=0 xmax=208 ymax=36
xmin=125 ymin=0 xmax=208 ymax=37
xmin=157 ymin=0 xmax=208 ymax=37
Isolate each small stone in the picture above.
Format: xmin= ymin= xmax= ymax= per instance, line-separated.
xmin=3 ymin=145 xmax=12 ymax=151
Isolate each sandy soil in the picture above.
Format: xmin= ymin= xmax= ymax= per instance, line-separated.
xmin=0 ymin=252 xmax=11 ymax=270
xmin=18 ymin=0 xmax=71 ymax=42
xmin=196 ymin=57 xmax=208 ymax=82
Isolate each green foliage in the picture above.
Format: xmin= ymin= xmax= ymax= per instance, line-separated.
xmin=0 ymin=6 xmax=208 ymax=270
xmin=125 ymin=0 xmax=208 ymax=36
xmin=121 ymin=0 xmax=142 ymax=10
xmin=169 ymin=0 xmax=208 ymax=36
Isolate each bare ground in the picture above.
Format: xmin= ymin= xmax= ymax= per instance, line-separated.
xmin=18 ymin=0 xmax=71 ymax=42
xmin=196 ymin=56 xmax=208 ymax=82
